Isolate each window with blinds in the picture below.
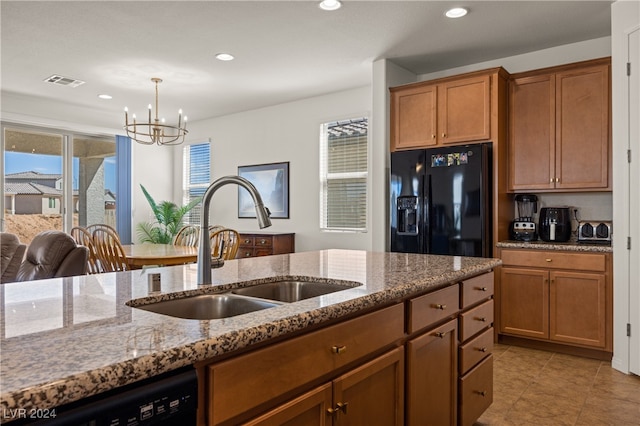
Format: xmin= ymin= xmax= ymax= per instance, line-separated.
xmin=320 ymin=117 xmax=368 ymax=232
xmin=182 ymin=142 xmax=210 ymax=225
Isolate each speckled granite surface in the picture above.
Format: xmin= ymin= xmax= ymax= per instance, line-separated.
xmin=496 ymin=238 xmax=612 ymax=253
xmin=0 ymin=249 xmax=500 ymax=417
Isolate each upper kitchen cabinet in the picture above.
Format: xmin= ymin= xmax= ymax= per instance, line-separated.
xmin=508 ymin=58 xmax=611 ymax=192
xmin=390 ymin=68 xmax=507 ymax=151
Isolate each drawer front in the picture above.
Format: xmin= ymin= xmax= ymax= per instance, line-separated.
xmin=500 ymin=249 xmax=607 ymax=272
xmin=237 ymin=248 xmax=256 ymax=258
xmin=407 ymin=285 xmax=460 ymax=334
xmin=459 ymin=299 xmax=494 ymax=342
xmin=255 ymin=236 xmax=273 ymax=247
xmin=239 ymin=236 xmax=255 ymax=247
xmin=254 ymin=248 xmax=274 ymax=257
xmin=208 ymin=303 xmax=404 ymax=425
xmin=459 ymin=327 xmax=493 ymax=376
xmin=459 ymin=354 xmax=493 ymax=426
xmin=460 ymin=272 xmax=494 ymax=309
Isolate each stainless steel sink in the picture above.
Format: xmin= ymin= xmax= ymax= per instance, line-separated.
xmin=131 ymin=294 xmax=281 ymax=320
xmin=231 ymin=280 xmax=361 ymax=303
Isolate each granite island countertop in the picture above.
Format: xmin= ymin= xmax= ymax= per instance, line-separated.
xmin=0 ymin=249 xmax=501 ymax=416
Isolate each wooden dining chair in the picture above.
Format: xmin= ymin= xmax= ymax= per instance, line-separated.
xmin=173 ymin=225 xmax=200 ymax=247
xmin=70 ymin=226 xmax=101 ymax=274
xmin=208 ymin=225 xmax=225 ymax=238
xmin=86 ymin=224 xmax=120 ymax=242
xmin=92 ymin=228 xmax=129 ymax=272
xmin=209 ymin=228 xmax=240 ymax=260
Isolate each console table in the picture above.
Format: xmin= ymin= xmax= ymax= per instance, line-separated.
xmin=236 ymin=232 xmax=295 ymax=258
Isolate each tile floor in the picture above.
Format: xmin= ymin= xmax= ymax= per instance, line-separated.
xmin=475 ymin=343 xmax=640 ymax=425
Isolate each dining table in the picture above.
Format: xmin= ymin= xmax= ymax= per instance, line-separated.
xmin=121 ymin=244 xmax=199 ymax=269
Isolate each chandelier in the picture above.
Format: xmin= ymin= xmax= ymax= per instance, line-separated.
xmin=124 ymin=78 xmax=188 ymax=145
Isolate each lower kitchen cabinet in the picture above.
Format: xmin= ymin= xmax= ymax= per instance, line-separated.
xmin=459 ymin=355 xmax=493 ymax=426
xmin=246 ymin=348 xmax=404 ymax=426
xmin=406 ymin=319 xmax=458 ymax=426
xmin=498 ymin=248 xmax=612 ymax=355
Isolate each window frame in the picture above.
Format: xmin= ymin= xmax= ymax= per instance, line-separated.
xmin=182 ymin=141 xmax=211 ymax=226
xmin=319 ymin=117 xmax=369 ymax=233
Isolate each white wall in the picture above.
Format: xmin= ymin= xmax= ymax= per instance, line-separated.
xmin=179 ymin=87 xmax=371 ymax=253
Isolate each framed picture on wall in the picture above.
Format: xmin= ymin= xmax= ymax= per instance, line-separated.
xmin=238 ymin=162 xmax=289 ymax=219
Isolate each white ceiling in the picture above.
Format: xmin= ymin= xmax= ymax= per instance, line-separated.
xmin=1 ymin=1 xmax=612 ymax=130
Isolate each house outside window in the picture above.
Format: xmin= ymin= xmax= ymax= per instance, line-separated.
xmin=319 ymin=117 xmax=368 ymax=232
xmin=183 ymin=142 xmax=210 ymax=225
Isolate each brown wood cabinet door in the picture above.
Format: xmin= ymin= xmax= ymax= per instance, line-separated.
xmin=332 ymin=347 xmax=404 ymax=426
xmin=439 ymin=75 xmax=491 ymax=145
xmin=549 ymin=270 xmax=607 ymax=348
xmin=555 ymin=64 xmax=610 ymax=189
xmin=406 ymin=319 xmax=458 ymax=426
xmin=499 ymin=267 xmax=549 ymax=339
xmin=391 ymin=84 xmax=437 ymax=150
xmin=244 ymin=383 xmax=333 ymax=426
xmin=508 ymin=74 xmax=555 ymax=191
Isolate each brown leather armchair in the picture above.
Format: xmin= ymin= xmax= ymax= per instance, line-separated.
xmin=1 ymin=233 xmax=27 ymax=283
xmin=15 ymin=231 xmax=89 ymax=282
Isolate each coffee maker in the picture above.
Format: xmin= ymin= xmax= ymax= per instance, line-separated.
xmin=510 ymin=194 xmax=538 ymax=241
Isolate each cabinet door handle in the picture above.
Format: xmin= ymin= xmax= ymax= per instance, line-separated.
xmin=432 ymin=134 xmax=436 ymax=139
xmin=332 ymin=345 xmax=347 ymax=354
xmin=442 ymin=132 xmax=446 ymax=138
xmin=336 ymin=402 xmax=348 ymax=414
xmin=550 ymin=177 xmax=554 ymax=183
xmin=475 ymin=390 xmax=487 ymax=397
xmin=434 ymin=303 xmax=447 ymax=310
xmin=435 ymin=331 xmax=447 ymax=338
xmin=555 ymin=178 xmax=560 ymax=183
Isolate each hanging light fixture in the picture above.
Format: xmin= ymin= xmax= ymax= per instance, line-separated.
xmin=124 ymin=78 xmax=188 ymax=145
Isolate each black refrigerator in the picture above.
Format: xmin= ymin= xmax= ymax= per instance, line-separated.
xmin=390 ymin=143 xmax=492 ymax=257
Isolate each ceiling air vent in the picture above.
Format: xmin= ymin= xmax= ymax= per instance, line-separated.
xmin=44 ymin=74 xmax=85 ymax=88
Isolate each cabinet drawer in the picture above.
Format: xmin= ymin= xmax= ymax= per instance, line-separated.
xmin=459 ymin=354 xmax=493 ymax=426
xmin=254 ymin=236 xmax=273 ymax=247
xmin=239 ymin=236 xmax=255 ymax=247
xmin=460 ymin=272 xmax=494 ymax=309
xmin=501 ymin=249 xmax=607 ymax=272
xmin=207 ymin=303 xmax=404 ymax=425
xmin=459 ymin=327 xmax=493 ymax=376
xmin=407 ymin=285 xmax=460 ymax=334
xmin=459 ymin=299 xmax=494 ymax=342
xmin=238 ymin=248 xmax=255 ymax=258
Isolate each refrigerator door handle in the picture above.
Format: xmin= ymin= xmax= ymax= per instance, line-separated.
xmin=423 ymin=173 xmax=432 ymax=254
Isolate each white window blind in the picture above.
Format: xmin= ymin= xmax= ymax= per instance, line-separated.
xmin=320 ymin=117 xmax=368 ymax=232
xmin=182 ymin=142 xmax=210 ymax=225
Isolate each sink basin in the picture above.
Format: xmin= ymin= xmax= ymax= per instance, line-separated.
xmin=231 ymin=280 xmax=361 ymax=303
xmin=131 ymin=294 xmax=281 ymax=320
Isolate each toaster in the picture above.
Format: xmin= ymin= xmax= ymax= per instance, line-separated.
xmin=578 ymin=221 xmax=612 ymax=244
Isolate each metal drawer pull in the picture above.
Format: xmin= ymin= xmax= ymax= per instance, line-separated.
xmin=546 ymin=258 xmax=552 ymax=262
xmin=332 ymin=345 xmax=347 ymax=354
xmin=475 ymin=286 xmax=488 ymax=291
xmin=476 ymin=317 xmax=487 ymax=322
xmin=475 ymin=390 xmax=487 ymax=397
xmin=327 ymin=402 xmax=348 ymax=415
xmin=435 ymin=331 xmax=447 ymax=338
xmin=476 ymin=347 xmax=488 ymax=352
xmin=434 ymin=303 xmax=447 ymax=310
xmin=259 ymin=239 xmax=267 ymax=244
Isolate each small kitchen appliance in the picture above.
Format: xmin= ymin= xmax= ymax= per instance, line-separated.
xmin=510 ymin=194 xmax=538 ymax=241
xmin=539 ymin=207 xmax=572 ymax=242
xmin=578 ymin=220 xmax=612 ymax=244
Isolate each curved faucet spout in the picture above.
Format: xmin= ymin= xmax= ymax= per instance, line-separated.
xmin=197 ymin=175 xmax=272 ymax=285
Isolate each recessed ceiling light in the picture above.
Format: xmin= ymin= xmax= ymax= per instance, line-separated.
xmin=319 ymin=0 xmax=341 ymax=11
xmin=215 ymin=53 xmax=234 ymax=61
xmin=445 ymin=7 xmax=468 ymax=18
xmin=98 ymin=94 xmax=112 ymax=100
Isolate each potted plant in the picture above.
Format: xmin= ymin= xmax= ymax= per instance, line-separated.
xmin=136 ymin=185 xmax=201 ymax=244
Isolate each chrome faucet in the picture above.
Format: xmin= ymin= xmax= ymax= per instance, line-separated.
xmin=197 ymin=175 xmax=271 ymax=285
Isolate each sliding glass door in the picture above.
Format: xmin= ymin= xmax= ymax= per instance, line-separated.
xmin=1 ymin=123 xmax=119 ymax=245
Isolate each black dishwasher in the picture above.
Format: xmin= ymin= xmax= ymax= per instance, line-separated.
xmin=21 ymin=367 xmax=197 ymax=425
